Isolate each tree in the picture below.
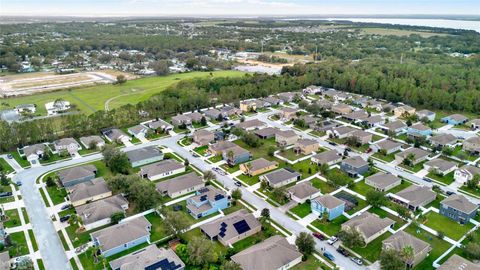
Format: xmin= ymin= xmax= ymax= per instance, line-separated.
xmin=231 ymin=188 xmax=242 ymax=201
xmin=200 ymin=116 xmax=207 ymax=126
xmin=401 ymin=245 xmax=415 ymax=267
xmin=162 ymin=209 xmax=190 ymax=237
xmin=338 ymin=228 xmax=365 ymax=248
xmin=102 ymin=145 xmax=131 ymax=174
xmin=261 ymin=208 xmax=270 ymax=219
xmin=295 ymin=232 xmax=315 ymax=256
xmin=380 ymin=249 xmax=405 ymax=270
xmin=464 ymin=242 xmax=480 ymax=260
xmin=129 ymin=180 xmax=162 ymax=211
xmin=116 ymin=74 xmax=127 ymax=84
xmin=0 ymin=173 xmax=9 ymax=186
xmin=395 ymin=205 xmax=411 ymax=220
xmin=45 ymin=176 xmax=57 ymax=187
xmin=110 ymin=212 xmax=125 ymax=224
xmin=184 ymin=158 xmax=190 ymax=167
xmin=15 ymin=257 xmax=34 ymax=270
xmin=221 ymin=260 xmax=242 ymax=270
xmin=366 ymin=190 xmax=388 ymax=208
xmin=203 ymin=170 xmax=216 ymax=181
xmin=272 ymin=186 xmax=289 ymax=204
xmin=267 ymin=146 xmax=276 ymax=157
xmin=187 ymin=236 xmax=219 ymax=266
xmin=318 ymin=163 xmax=329 ymax=175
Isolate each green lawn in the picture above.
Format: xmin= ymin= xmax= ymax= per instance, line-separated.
xmin=278 ymin=149 xmax=306 ymax=161
xmin=233 ymin=137 xmax=278 ymax=161
xmin=291 ymin=255 xmax=331 ymax=270
xmin=10 ymin=151 xmax=31 ymax=168
xmin=399 ymin=160 xmax=427 ymax=173
xmin=66 ymin=222 xmax=112 ymax=248
xmin=28 ymin=229 xmax=39 ymax=251
xmin=310 ymin=215 xmax=349 ymax=237
xmin=22 ymin=208 xmax=29 ymax=224
xmin=78 ymin=247 xmax=106 ymax=270
xmin=168 ymin=200 xmax=221 ymax=226
xmin=69 ymin=258 xmax=79 ymax=270
xmin=311 ymin=178 xmax=338 ymax=194
xmin=39 ymin=151 xmax=71 ymax=165
xmin=6 ymin=231 xmax=29 ymax=257
xmin=450 ymin=145 xmax=478 ymax=162
xmin=388 ymin=180 xmax=412 ymax=194
xmin=220 ymin=163 xmax=240 ymax=174
xmin=309 ymin=130 xmax=326 ymax=137
xmin=368 ymin=207 xmax=406 ymax=230
xmin=1 ymin=71 xmax=245 ymax=115
xmin=290 ymin=202 xmax=312 ymax=218
xmin=427 ymin=171 xmax=455 ymax=185
xmin=0 ymin=157 xmax=14 ymax=174
xmin=372 ymin=151 xmax=397 ymax=163
xmin=180 ymin=228 xmax=227 ymax=256
xmin=459 ymin=185 xmax=480 ymax=198
xmin=425 ymin=194 xmax=445 ymax=209
xmin=404 ymin=225 xmax=452 ymax=270
xmin=46 ymin=185 xmax=67 ymax=205
xmin=0 ymin=184 xmax=14 ymax=204
xmin=346 ymin=196 xmax=369 ymax=215
xmin=193 ymin=145 xmax=208 ymax=155
xmin=236 ymin=173 xmax=261 ymax=186
xmin=232 ymin=222 xmax=280 ymax=253
xmin=208 ymin=155 xmax=223 ymax=163
xmin=350 ymin=232 xmax=392 ymax=263
xmin=290 ymin=159 xmax=318 ymax=179
xmin=4 ymin=208 xmax=21 ymax=228
xmin=38 ymin=260 xmax=46 ymax=270
xmin=348 ymin=180 xmax=374 ymax=196
xmin=145 ymin=213 xmax=167 ymax=242
xmin=423 ymin=212 xmax=474 ymax=241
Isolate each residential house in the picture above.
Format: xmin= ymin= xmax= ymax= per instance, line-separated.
xmin=260 ymin=168 xmax=301 ymax=188
xmin=311 ymin=150 xmax=342 ymax=166
xmin=239 ymin=100 xmax=258 ymax=112
xmin=429 ymin=134 xmax=457 ymax=148
xmin=365 ymin=172 xmax=402 ymax=192
xmin=208 ymin=141 xmax=237 ymax=156
xmin=155 ymin=172 xmax=205 ymax=198
xmin=220 ymin=106 xmax=242 ymax=117
xmin=235 ymin=119 xmax=266 ymax=131
xmin=231 ymin=235 xmax=303 ymax=270
xmin=454 ymin=165 xmax=480 ymax=184
xmin=204 ymin=108 xmax=222 ymax=121
xmin=192 ymin=129 xmax=214 ymax=146
xmin=279 ymin=107 xmax=298 ymax=120
xmin=126 ymin=146 xmax=164 ymax=168
xmin=340 ymin=156 xmax=369 ymax=177
xmin=146 ymin=119 xmax=173 ymax=132
xmin=0 ymin=251 xmax=9 ymax=270
xmin=262 ymin=96 xmax=283 ymax=106
xmin=349 ymin=130 xmax=373 ymax=144
xmin=342 ymin=212 xmax=395 ymax=244
xmin=463 ymin=136 xmax=480 ymax=155
xmin=390 ymin=185 xmax=436 ymax=211
xmin=367 ymin=100 xmax=384 ymax=111
xmin=299 ymin=115 xmax=317 ymax=128
xmin=186 ymin=112 xmax=203 ymax=123
xmin=442 ymin=114 xmax=469 ymax=126
xmin=437 ymin=254 xmax=478 ymax=270
xmin=109 ymin=244 xmax=185 ymax=270
xmin=303 ymin=85 xmax=324 ymax=95
xmin=331 ymin=103 xmax=352 ymax=115
xmin=53 ymin=137 xmax=81 ymax=154
xmin=127 ymin=124 xmax=148 ymax=139
xmin=254 ymin=127 xmax=278 ymax=139
xmin=222 ymin=146 xmax=251 ymax=166
xmin=91 ymin=216 xmax=151 ymax=257
xmin=316 ymin=99 xmax=333 ymax=110
xmin=275 ymin=130 xmax=298 ymax=146
xmin=371 ymin=139 xmax=403 ymax=155
xmin=381 ymin=120 xmax=407 ymax=135
xmin=0 ymin=223 xmax=5 ymax=246
xmin=58 ymin=164 xmax=97 ymax=187
xmin=14 ymin=104 xmax=36 ymax=114
xmin=467 ymin=119 xmax=480 ymax=130
xmin=314 ymin=120 xmax=338 ymax=133
xmin=395 ymin=148 xmax=431 ymax=166
xmin=200 ymin=209 xmax=262 ymax=246
xmin=278 ymin=92 xmax=299 ymax=102
xmin=139 ymin=159 xmax=185 ymax=181
xmin=66 ymin=177 xmax=112 ymax=207
xmin=424 ymin=159 xmax=458 ymax=176
xmin=22 ymin=143 xmax=46 ymax=161
xmin=293 ymin=139 xmax=319 ymax=155
xmin=186 ymin=186 xmax=230 ymax=219
xmin=79 ymin=135 xmax=105 ymax=150
xmin=407 ymin=123 xmax=432 ymax=138
xmin=102 ymin=128 xmax=130 ymax=144
xmin=311 ymin=194 xmax=345 ymax=220
xmin=171 ymin=114 xmax=191 ymax=126
xmin=440 ymin=194 xmax=478 ymax=224
xmin=343 ymin=110 xmax=369 ymax=123
xmin=363 ymin=115 xmax=385 ymax=127
xmin=76 ymin=194 xmax=129 ymax=230
xmin=45 ymin=100 xmax=71 ymax=115
xmin=416 ymin=110 xmax=436 ymax=122
xmin=287 ymin=182 xmax=321 ymax=203
xmin=393 ymin=105 xmax=416 ymax=118
xmin=239 ymin=158 xmax=278 ymax=177
xmin=329 ymin=126 xmax=356 ymax=139
xmin=382 ymin=231 xmax=431 ymax=268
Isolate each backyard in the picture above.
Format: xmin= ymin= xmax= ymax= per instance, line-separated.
xmin=422 ymin=212 xmax=474 ymax=241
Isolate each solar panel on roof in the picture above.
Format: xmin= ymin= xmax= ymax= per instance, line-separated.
xmin=233 ymin=220 xmax=251 ymax=234
xmin=198 ymin=187 xmax=209 ymax=193
xmin=146 ymin=258 xmax=183 ymax=270
xmin=219 ymin=231 xmax=226 ymax=238
xmin=200 ymin=195 xmax=207 ymax=201
xmin=214 ymin=194 xmax=225 ymax=201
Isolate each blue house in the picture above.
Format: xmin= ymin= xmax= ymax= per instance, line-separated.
xmin=0 ymin=222 xmax=6 ymax=245
xmin=91 ymin=216 xmax=151 ymax=257
xmin=440 ymin=194 xmax=478 ymax=224
xmin=407 ymin=123 xmax=432 ymax=138
xmin=340 ymin=156 xmax=369 ymax=177
xmin=311 ymin=195 xmax=345 ymax=221
xmin=187 ymin=186 xmax=230 ymax=219
xmin=441 ymin=114 xmax=469 ymax=126
xmin=222 ymin=146 xmax=251 ymax=166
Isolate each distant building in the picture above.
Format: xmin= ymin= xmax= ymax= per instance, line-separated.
xmin=45 ymin=100 xmax=71 ymax=115
xmin=423 ymin=159 xmax=458 ymax=176
xmin=53 ymin=137 xmax=81 ymax=155
xmin=441 ymin=114 xmax=468 ymax=126
xmin=371 ymin=140 xmax=403 ymax=155
xmin=429 ymin=134 xmax=457 ymax=148
xmin=293 ymin=139 xmax=319 ymax=155
xmin=407 ymin=123 xmax=432 ymax=138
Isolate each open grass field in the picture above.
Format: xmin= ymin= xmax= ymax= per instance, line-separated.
xmin=0 ymin=70 xmax=245 ymax=115
xmin=360 ymin=27 xmax=450 ymax=37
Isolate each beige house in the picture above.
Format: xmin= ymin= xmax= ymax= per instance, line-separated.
xmin=349 ymin=130 xmax=372 ymax=144
xmin=382 ymin=231 xmax=431 ymax=268
xmin=279 ymin=107 xmax=298 ymax=120
xmin=463 ymin=136 xmax=480 ymax=155
xmin=311 ymin=150 xmax=342 ymax=166
xmin=275 ymin=130 xmax=298 ymax=146
xmin=394 ymin=105 xmax=416 ymax=118
xmin=192 ymin=129 xmax=214 ymax=146
xmin=239 ymin=158 xmax=278 ymax=177
xmin=66 ymin=177 xmax=112 ymax=207
xmin=437 ymin=254 xmax=478 ymax=270
xmin=342 ymin=212 xmax=394 ymax=244
xmin=287 ymin=182 xmax=321 ymax=203
xmin=365 ymin=172 xmax=402 ymax=192
xmin=331 ymin=103 xmax=352 ymax=115
xmin=395 ymin=148 xmax=430 ymax=166
xmin=294 ymin=139 xmax=319 ymax=155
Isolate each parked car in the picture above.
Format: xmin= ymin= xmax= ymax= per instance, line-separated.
xmin=0 ymin=192 xmax=12 ymax=197
xmin=15 ymin=181 xmax=22 ymax=186
xmin=337 ymin=247 xmax=349 ymax=257
xmin=328 ymin=141 xmax=337 ymax=146
xmin=192 ymin=153 xmax=200 ymax=158
xmin=366 ymin=148 xmax=373 ymax=153
xmin=234 ymin=181 xmax=242 ymax=187
xmin=7 ymin=154 xmax=13 ymax=159
xmin=327 ymin=236 xmax=338 ymax=245
xmin=60 ymin=215 xmax=71 ymax=222
xmin=312 ymin=232 xmax=325 ymax=240
xmin=350 ymin=257 xmax=363 ymax=265
xmin=323 ymin=251 xmax=335 ymax=261
xmin=61 ymin=204 xmax=72 ymax=210
xmin=422 ymin=177 xmax=432 ymax=183
xmin=446 ymin=190 xmax=456 ymax=196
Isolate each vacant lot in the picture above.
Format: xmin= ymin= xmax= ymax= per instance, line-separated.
xmin=361 ymin=27 xmax=450 ymax=37
xmin=0 ymin=70 xmax=245 ymax=115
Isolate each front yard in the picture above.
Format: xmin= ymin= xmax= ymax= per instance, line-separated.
xmin=310 ymin=215 xmax=349 ymax=237
xmin=426 ymin=171 xmax=455 ymax=185
xmin=289 ymin=202 xmax=312 ymax=218
xmin=277 ymin=148 xmax=306 ymax=161
xmin=349 ymin=231 xmax=392 ymax=263
xmin=0 ymin=157 xmax=14 ymax=174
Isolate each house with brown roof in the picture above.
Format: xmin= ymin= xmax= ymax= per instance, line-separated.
xmin=66 ymin=177 xmax=112 ymax=207
xmin=76 ymin=194 xmax=129 ymax=230
xmin=331 ymin=103 xmax=352 ymax=115
xmin=348 ymin=130 xmax=373 ymax=144
xmin=208 ymin=141 xmax=237 ymax=156
xmin=192 ymin=129 xmax=214 ymax=146
xmin=155 ymin=172 xmax=205 ymax=198
xmin=279 ymin=107 xmax=298 ymax=120
xmin=239 ymin=158 xmax=278 ymax=177
xmin=437 ymin=254 xmax=478 ymax=270
xmin=381 ymin=120 xmax=407 ymax=135
xmin=382 ymin=231 xmax=431 ymax=268
xmin=390 ymin=185 xmax=436 ymax=211
xmin=200 ymin=209 xmax=262 ymax=246
xmin=342 ymin=212 xmax=395 ymax=244
xmin=463 ymin=136 xmax=480 ymax=155
xmin=235 ymin=119 xmax=267 ymax=131
xmin=343 ymin=110 xmax=369 ymax=122
xmin=275 ymin=130 xmax=298 ymax=146
xmin=394 ymin=105 xmax=416 ymax=118
xmin=311 ymin=149 xmax=342 ymax=166
xmin=139 ymin=159 xmax=186 ymax=181
xmin=287 ymin=182 xmax=320 ymax=203
xmin=293 ymin=139 xmax=319 ymax=155
xmin=365 ymin=172 xmax=402 ymax=192
xmin=231 ymin=236 xmax=303 ymax=270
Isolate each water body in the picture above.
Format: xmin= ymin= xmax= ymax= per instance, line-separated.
xmin=325 ymin=18 xmax=480 ymax=33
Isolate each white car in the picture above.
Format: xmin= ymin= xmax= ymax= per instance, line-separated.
xmin=327 ymin=236 xmax=338 ymax=245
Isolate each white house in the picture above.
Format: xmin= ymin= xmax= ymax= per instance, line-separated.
xmin=45 ymin=100 xmax=71 ymax=116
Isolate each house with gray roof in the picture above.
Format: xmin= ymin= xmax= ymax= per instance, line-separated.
xmin=171 ymin=114 xmax=191 ymax=126
xmin=416 ymin=109 xmax=436 ymax=122
xmin=395 ymin=147 xmax=431 ymax=166
xmin=329 ymin=126 xmax=356 ymax=139
xmin=365 ymin=172 xmax=402 ymax=192
xmin=342 ymin=212 xmax=394 ymax=244
xmin=363 ymin=115 xmax=385 ymax=127
xmin=58 ymin=164 xmax=97 ymax=187
xmin=340 ymin=156 xmax=369 ymax=177
xmin=372 ymin=139 xmax=403 ymax=155
xmin=381 ymin=120 xmax=407 ymax=134
xmin=109 ymin=244 xmax=185 ymax=270
xmin=102 ymin=128 xmax=130 ymax=143
xmin=79 ymin=135 xmax=105 ymax=150
xmin=293 ymin=138 xmax=319 ymax=155
xmin=200 ymin=209 xmax=262 ymax=246
xmin=146 ymin=119 xmax=173 ymax=132
xmin=22 ymin=143 xmax=47 ymax=161
xmin=66 ymin=177 xmax=112 ymax=207
xmin=126 ymin=146 xmax=163 ymax=167
xmin=275 ymin=130 xmax=298 ymax=146
xmin=91 ymin=216 xmax=151 ymax=257
xmin=208 ymin=140 xmax=237 ymax=155
xmin=382 ymin=231 xmax=431 ymax=268
xmin=76 ymin=194 xmax=129 ymax=230
xmin=344 ymin=110 xmax=369 ymax=122
xmin=235 ymin=119 xmax=266 ymax=131
xmin=193 ymin=129 xmax=214 ymax=146
xmin=331 ymin=103 xmax=352 ymax=115
xmin=440 ymin=194 xmax=478 ymax=224
xmin=0 ymin=251 xmax=9 ymax=270
xmin=231 ymin=235 xmax=303 ymax=270
xmin=311 ymin=194 xmax=345 ymax=220
xmin=442 ymin=114 xmax=469 ymax=126
xmin=53 ymin=137 xmax=81 ymax=154
xmin=222 ymin=146 xmax=251 ymax=166
xmin=454 ymin=165 xmax=480 ymax=184
xmin=186 ymin=186 xmax=229 ymax=219
xmin=254 ymin=127 xmax=278 ymax=139
xmin=437 ymin=254 xmax=478 ymax=270
xmin=463 ymin=136 xmax=480 ymax=155
xmin=311 ymin=149 xmax=342 ymax=166
xmin=155 ymin=172 xmax=204 ymax=198
xmin=287 ymin=182 xmax=320 ymax=203
xmin=424 ymin=159 xmax=458 ymax=176
xmin=349 ymin=130 xmax=373 ymax=144
xmin=260 ymin=168 xmax=301 ymax=188
xmin=140 ymin=159 xmax=185 ymax=181
xmin=204 ymin=108 xmax=222 ymax=120
xmin=467 ymin=119 xmax=480 ymax=130
xmin=127 ymin=124 xmax=148 ymax=138
xmin=391 ymin=185 xmax=436 ymax=211
xmin=429 ymin=133 xmax=457 ymax=148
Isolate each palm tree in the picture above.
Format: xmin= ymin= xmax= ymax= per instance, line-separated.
xmin=203 ymin=170 xmax=215 ymax=181
xmin=227 ymin=150 xmax=235 ymax=165
xmin=401 ymin=245 xmax=415 ymax=268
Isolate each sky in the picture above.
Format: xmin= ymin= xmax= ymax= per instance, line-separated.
xmin=1 ymin=0 xmax=479 ymax=17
